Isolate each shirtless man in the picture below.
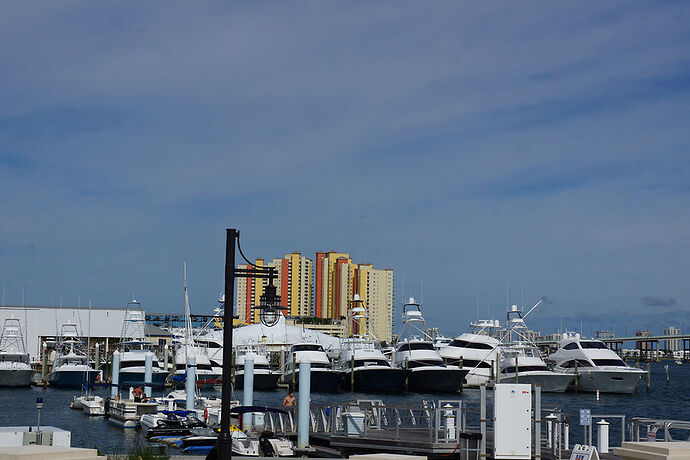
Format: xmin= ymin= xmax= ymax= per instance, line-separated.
xmin=282 ymin=391 xmax=296 ymax=414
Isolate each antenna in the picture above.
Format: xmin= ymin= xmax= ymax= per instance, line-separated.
xmin=521 ymin=283 xmax=524 ymax=309
xmin=420 ymin=277 xmax=424 ymax=306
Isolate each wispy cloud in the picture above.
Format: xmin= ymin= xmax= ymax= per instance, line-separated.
xmin=642 ymin=296 xmax=677 ymax=308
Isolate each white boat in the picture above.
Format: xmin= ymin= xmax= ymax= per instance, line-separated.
xmin=80 ymin=395 xmax=105 ymax=416
xmin=118 ymin=300 xmax=169 ymax=388
xmin=496 ymin=303 xmax=573 ymax=392
xmin=0 ymin=318 xmax=35 ymax=387
xmin=498 ymin=343 xmax=573 ymax=392
xmin=439 ymin=320 xmax=502 ymax=387
xmin=235 ymin=345 xmax=281 ymax=391
xmin=284 ymin=342 xmax=342 ymax=392
xmin=105 ymin=397 xmax=159 ymax=428
xmin=47 ymin=324 xmax=99 ymax=388
xmin=393 ymin=298 xmax=467 ymax=393
xmin=547 ymin=332 xmax=646 ymax=393
xmin=338 ymin=295 xmax=409 ymax=392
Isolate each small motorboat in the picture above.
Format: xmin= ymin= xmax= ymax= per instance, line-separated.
xmin=141 ymin=410 xmax=206 ymax=438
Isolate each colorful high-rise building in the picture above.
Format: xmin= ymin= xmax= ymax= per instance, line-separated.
xmin=315 ymin=252 xmax=351 ymax=319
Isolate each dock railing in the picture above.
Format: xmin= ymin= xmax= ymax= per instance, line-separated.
xmin=628 ymin=417 xmax=690 ymax=442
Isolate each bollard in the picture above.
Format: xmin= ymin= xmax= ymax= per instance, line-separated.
xmin=563 ymin=418 xmax=570 ymax=450
xmin=443 ymin=404 xmax=456 ymax=441
xmin=297 ymin=361 xmax=311 ymax=449
xmin=646 ymin=362 xmax=651 ymax=393
xmin=597 ymin=419 xmax=610 ymax=454
xmin=95 ymin=343 xmax=100 ymax=371
xmin=186 ymin=356 xmax=196 ymax=412
xmin=545 ymin=414 xmax=558 ymax=449
xmin=144 ymin=352 xmax=153 ymax=398
xmin=243 ymin=357 xmax=254 ymax=431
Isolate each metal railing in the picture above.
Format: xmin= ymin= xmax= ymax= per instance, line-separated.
xmin=629 ymin=417 xmax=690 ymax=442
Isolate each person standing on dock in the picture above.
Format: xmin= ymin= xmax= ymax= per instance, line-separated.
xmin=282 ymin=391 xmax=296 ymax=416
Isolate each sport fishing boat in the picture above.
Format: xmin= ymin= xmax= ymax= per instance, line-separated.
xmin=498 ymin=343 xmax=573 ymax=392
xmin=393 ymin=298 xmax=467 ymax=393
xmin=118 ymin=299 xmax=168 ymax=388
xmin=234 ymin=345 xmax=281 ymax=391
xmin=547 ymin=332 xmax=646 ymax=393
xmin=284 ymin=342 xmax=342 ymax=392
xmin=338 ymin=295 xmax=409 ymax=392
xmin=0 ymin=318 xmax=34 ymax=387
xmin=47 ymin=323 xmax=99 ymax=388
xmin=439 ymin=319 xmax=502 ymax=387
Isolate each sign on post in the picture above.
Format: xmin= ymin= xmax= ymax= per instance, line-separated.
xmin=579 ymin=409 xmax=591 ymax=426
xmin=569 ymin=444 xmax=600 ymax=460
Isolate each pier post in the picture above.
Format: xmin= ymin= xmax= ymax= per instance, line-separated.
xmin=563 ymin=417 xmax=569 ymax=450
xmin=111 ymin=350 xmax=120 ymax=400
xmin=350 ymin=355 xmax=355 ymax=391
xmin=95 ymin=343 xmax=100 ymax=371
xmin=574 ymin=362 xmax=578 ymax=393
xmin=280 ymin=346 xmax=285 ymax=381
xmin=292 ymin=353 xmax=296 ymax=389
xmin=297 ymin=361 xmax=311 ymax=449
xmin=41 ymin=341 xmax=47 ymax=386
xmin=665 ymin=364 xmax=669 ymax=386
xmin=186 ymin=356 xmax=196 ymax=411
xmin=164 ymin=344 xmax=169 ymax=371
xmin=480 ymin=383 xmax=486 ymax=458
xmin=546 ymin=414 xmax=557 ymax=448
xmin=597 ymin=419 xmax=610 ymax=453
xmin=144 ymin=352 xmax=153 ymax=398
xmin=243 ymin=358 xmax=254 ymax=431
xmin=646 ymin=362 xmax=651 ymax=393
xmin=535 ymin=384 xmax=541 ymax=459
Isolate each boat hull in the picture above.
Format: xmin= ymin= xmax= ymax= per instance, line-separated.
xmin=499 ymin=372 xmax=574 ymax=393
xmin=234 ymin=371 xmax=281 ymax=391
xmin=48 ymin=369 xmax=99 ymax=388
xmin=406 ymin=367 xmax=466 ymax=393
xmin=572 ymin=369 xmax=645 ymax=394
xmin=0 ymin=369 xmax=35 ymax=387
xmin=340 ymin=367 xmax=410 ymax=393
xmin=118 ymin=371 xmax=168 ymax=389
xmin=287 ymin=369 xmax=343 ymax=392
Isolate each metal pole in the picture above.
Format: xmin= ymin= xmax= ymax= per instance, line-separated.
xmin=217 ymin=229 xmax=237 ymax=459
xmin=164 ymin=343 xmax=169 ymax=371
xmin=41 ymin=341 xmax=47 ymax=385
xmin=647 ymin=362 xmax=651 ymax=393
xmin=535 ymin=384 xmax=541 ymax=459
xmin=298 ymin=361 xmax=311 ymax=449
xmin=111 ymin=350 xmax=120 ymax=400
xmin=515 ymin=356 xmax=519 ymax=383
xmin=480 ymin=383 xmax=486 ymax=458
xmin=95 ymin=342 xmax=100 ymax=371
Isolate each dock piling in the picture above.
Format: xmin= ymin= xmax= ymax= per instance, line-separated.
xmin=665 ymin=364 xmax=669 ymax=386
xmin=111 ymin=350 xmax=120 ymax=400
xmin=144 ymin=352 xmax=153 ymax=398
xmin=297 ymin=361 xmax=311 ymax=449
xmin=95 ymin=343 xmax=100 ymax=371
xmin=243 ymin=357 xmax=254 ymax=431
xmin=535 ymin=384 xmax=541 ymax=459
xmin=646 ymin=362 xmax=651 ymax=393
xmin=41 ymin=341 xmax=47 ymax=387
xmin=597 ymin=419 xmax=610 ymax=454
xmin=186 ymin=356 xmax=196 ymax=411
xmin=480 ymin=383 xmax=486 ymax=458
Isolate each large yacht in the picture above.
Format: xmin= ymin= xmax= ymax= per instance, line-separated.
xmin=547 ymin=332 xmax=646 ymax=394
xmin=393 ymin=298 xmax=467 ymax=393
xmin=439 ymin=319 xmax=501 ymax=387
xmin=338 ymin=295 xmax=409 ymax=393
xmin=496 ymin=304 xmax=574 ymax=392
xmin=118 ymin=300 xmax=168 ymax=388
xmin=47 ymin=323 xmax=99 ymax=388
xmin=284 ymin=342 xmax=342 ymax=392
xmin=0 ymin=318 xmax=34 ymax=387
xmin=497 ymin=343 xmax=573 ymax=392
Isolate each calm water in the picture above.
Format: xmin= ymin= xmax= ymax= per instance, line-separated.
xmin=1 ymin=362 xmax=688 ymax=454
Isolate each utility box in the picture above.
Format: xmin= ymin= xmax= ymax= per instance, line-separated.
xmin=342 ymin=411 xmax=365 ymax=436
xmin=494 ymin=383 xmax=532 ymax=459
xmin=0 ymin=427 xmax=70 ymax=448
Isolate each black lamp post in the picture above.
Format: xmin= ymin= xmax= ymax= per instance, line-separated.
xmin=215 ymin=229 xmax=284 ymax=460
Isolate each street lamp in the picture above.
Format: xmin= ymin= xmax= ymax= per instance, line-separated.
xmin=215 ymin=229 xmax=284 ymax=460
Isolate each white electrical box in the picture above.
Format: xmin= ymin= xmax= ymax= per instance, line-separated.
xmin=494 ymin=384 xmax=532 ymax=459
xmin=0 ymin=427 xmax=70 ymax=448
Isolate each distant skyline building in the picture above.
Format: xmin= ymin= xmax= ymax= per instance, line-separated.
xmin=314 ymin=252 xmax=351 ymax=319
xmin=635 ymin=329 xmax=651 ymax=351
xmin=594 ymin=330 xmax=616 ymax=340
xmin=663 ymin=326 xmax=681 ymax=352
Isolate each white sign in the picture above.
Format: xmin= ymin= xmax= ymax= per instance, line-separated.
xmin=579 ymin=409 xmax=591 ymax=426
xmin=569 ymin=444 xmax=600 ymax=460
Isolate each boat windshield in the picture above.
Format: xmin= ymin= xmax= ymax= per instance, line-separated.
xmin=560 ymin=359 xmax=592 ymax=368
xmin=580 ymin=341 xmax=609 ymax=349
xmin=503 ymin=365 xmax=549 ymax=373
xmin=407 ymin=359 xmax=444 ymax=368
xmin=354 ymin=359 xmax=390 ymax=368
xmin=592 ymin=359 xmax=627 ymax=367
xmin=448 ymin=339 xmax=494 ymax=350
xmin=398 ymin=342 xmax=436 ymax=352
xmin=292 ymin=344 xmax=324 ymax=353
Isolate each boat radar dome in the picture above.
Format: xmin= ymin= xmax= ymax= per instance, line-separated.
xmin=510 ymin=304 xmax=519 ymax=312
xmin=408 ymin=297 xmax=416 ymax=304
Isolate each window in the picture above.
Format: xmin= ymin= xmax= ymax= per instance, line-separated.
xmin=449 ymin=339 xmax=494 ymax=350
xmin=503 ymin=365 xmax=548 ymax=373
xmin=592 ymin=359 xmax=626 ymax=367
xmin=563 ymin=342 xmax=580 ymax=350
xmin=560 ymin=359 xmax=592 ymax=368
xmin=580 ymin=341 xmax=609 ymax=349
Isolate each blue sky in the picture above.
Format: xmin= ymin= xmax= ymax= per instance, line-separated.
xmin=1 ymin=2 xmax=689 ymax=337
